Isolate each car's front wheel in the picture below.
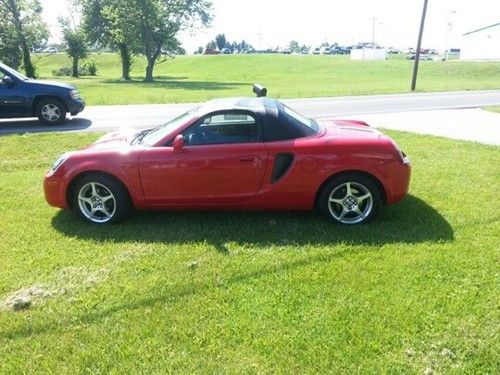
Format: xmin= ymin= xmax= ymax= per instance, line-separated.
xmin=318 ymin=173 xmax=382 ymax=225
xmin=71 ymin=174 xmax=132 ymax=224
xmin=36 ymin=99 xmax=67 ymax=125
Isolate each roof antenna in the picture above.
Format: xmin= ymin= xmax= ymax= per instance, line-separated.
xmin=253 ymin=83 xmax=267 ymax=97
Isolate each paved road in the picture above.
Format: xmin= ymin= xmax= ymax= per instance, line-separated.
xmin=1 ymin=90 xmax=500 ymax=135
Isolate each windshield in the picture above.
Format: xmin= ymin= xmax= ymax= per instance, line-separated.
xmin=282 ymin=105 xmax=319 ymax=132
xmin=0 ymin=63 xmax=28 ymax=81
xmin=141 ymin=107 xmax=200 ymax=146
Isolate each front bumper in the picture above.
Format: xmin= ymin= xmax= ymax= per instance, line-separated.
xmin=67 ymin=99 xmax=85 ymax=116
xmin=44 ymin=171 xmax=69 ymax=209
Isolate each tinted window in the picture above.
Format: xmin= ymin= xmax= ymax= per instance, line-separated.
xmin=262 ymin=105 xmax=318 ymax=142
xmin=183 ymin=111 xmax=260 ymax=145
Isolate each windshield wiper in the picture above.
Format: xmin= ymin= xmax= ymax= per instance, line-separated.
xmin=131 ymin=128 xmax=154 ymax=145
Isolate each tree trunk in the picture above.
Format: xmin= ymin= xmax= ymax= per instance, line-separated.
xmin=20 ymin=38 xmax=35 ymax=78
xmin=7 ymin=0 xmax=36 ymax=78
xmin=145 ymin=59 xmax=155 ymax=82
xmin=72 ymin=57 xmax=79 ymax=77
xmin=119 ymin=43 xmax=131 ymax=80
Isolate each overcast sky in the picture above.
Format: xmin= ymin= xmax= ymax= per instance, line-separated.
xmin=41 ymin=0 xmax=500 ymax=52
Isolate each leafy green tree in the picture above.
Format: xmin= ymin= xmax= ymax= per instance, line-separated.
xmin=215 ymin=33 xmax=226 ymax=51
xmin=0 ymin=0 xmax=48 ymax=77
xmin=79 ymin=0 xmax=138 ymax=80
xmin=0 ymin=18 xmax=22 ymax=68
xmin=289 ymin=40 xmax=300 ymax=53
xmin=60 ymin=19 xmax=89 ymax=78
xmin=206 ymin=40 xmax=216 ymax=50
xmin=131 ymin=0 xmax=213 ymax=82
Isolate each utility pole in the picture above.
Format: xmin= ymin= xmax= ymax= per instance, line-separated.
xmin=372 ymin=18 xmax=376 ymax=44
xmin=411 ymin=0 xmax=429 ymax=91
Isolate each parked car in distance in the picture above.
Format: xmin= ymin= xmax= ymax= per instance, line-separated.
xmin=312 ymin=47 xmax=321 ymax=55
xmin=43 ymin=47 xmax=58 ymax=54
xmin=0 ymin=62 xmax=85 ymax=125
xmin=220 ymin=48 xmax=232 ymax=54
xmin=331 ymin=46 xmax=348 ymax=55
xmin=44 ymin=84 xmax=411 ymax=226
xmin=204 ymin=48 xmax=220 ymax=55
xmin=406 ymin=53 xmax=433 ymax=61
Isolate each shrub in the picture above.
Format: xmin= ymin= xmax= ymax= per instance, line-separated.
xmin=52 ymin=67 xmax=72 ymax=76
xmin=52 ymin=66 xmax=92 ymax=77
xmin=84 ymin=61 xmax=97 ymax=76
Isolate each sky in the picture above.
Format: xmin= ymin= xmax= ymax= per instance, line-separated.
xmin=41 ymin=0 xmax=500 ymax=53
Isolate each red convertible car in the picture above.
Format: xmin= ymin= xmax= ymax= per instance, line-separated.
xmin=44 ymin=86 xmax=411 ymax=225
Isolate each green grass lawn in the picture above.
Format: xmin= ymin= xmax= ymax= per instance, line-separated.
xmin=485 ymin=105 xmax=500 ymax=113
xmin=0 ymin=130 xmax=499 ymax=373
xmin=30 ymin=53 xmax=500 ymax=105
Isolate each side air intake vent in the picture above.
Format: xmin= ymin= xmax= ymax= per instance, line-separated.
xmin=271 ymin=153 xmax=295 ymax=183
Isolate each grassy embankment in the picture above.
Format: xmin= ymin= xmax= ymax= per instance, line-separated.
xmin=30 ymin=53 xmax=500 ymax=105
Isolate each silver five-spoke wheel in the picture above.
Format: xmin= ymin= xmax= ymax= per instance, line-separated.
xmin=77 ymin=182 xmax=116 ymax=224
xmin=328 ymin=182 xmax=373 ymax=224
xmin=41 ymin=104 xmax=62 ymax=122
xmin=318 ymin=173 xmax=382 ymax=225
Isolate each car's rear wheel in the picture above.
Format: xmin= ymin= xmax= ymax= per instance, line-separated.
xmin=36 ymin=99 xmax=67 ymax=125
xmin=318 ymin=173 xmax=382 ymax=225
xmin=71 ymin=174 xmax=131 ymax=224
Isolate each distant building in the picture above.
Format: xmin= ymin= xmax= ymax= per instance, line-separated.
xmin=350 ymin=43 xmax=386 ymax=61
xmin=461 ymin=22 xmax=500 ymax=60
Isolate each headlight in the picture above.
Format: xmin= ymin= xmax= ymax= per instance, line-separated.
xmin=69 ymin=89 xmax=80 ymax=100
xmin=51 ymin=153 xmax=71 ymax=172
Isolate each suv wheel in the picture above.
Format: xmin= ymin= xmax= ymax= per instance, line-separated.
xmin=36 ymin=99 xmax=67 ymax=125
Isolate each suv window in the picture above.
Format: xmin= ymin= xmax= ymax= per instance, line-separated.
xmin=0 ymin=70 xmax=5 ymax=80
xmin=183 ymin=111 xmax=260 ymax=145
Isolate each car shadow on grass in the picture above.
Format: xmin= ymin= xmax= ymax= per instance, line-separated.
xmin=1 ymin=196 xmax=453 ymax=341
xmin=51 ymin=195 xmax=454 ymax=251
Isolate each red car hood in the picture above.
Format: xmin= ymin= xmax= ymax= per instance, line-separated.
xmin=318 ymin=119 xmax=382 ymax=139
xmin=83 ymin=129 xmax=138 ymax=151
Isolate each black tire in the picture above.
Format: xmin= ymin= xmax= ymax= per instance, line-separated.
xmin=71 ymin=174 xmax=132 ymax=224
xmin=35 ymin=98 xmax=67 ymax=125
xmin=317 ymin=173 xmax=382 ymax=225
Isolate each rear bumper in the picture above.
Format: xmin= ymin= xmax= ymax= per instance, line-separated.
xmin=67 ymin=99 xmax=85 ymax=116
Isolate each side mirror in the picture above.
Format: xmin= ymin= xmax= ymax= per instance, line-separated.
xmin=2 ymin=76 xmax=14 ymax=88
xmin=173 ymin=134 xmax=185 ymax=153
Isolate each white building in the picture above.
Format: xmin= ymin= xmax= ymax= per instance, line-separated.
xmin=461 ymin=22 xmax=500 ymax=60
xmin=350 ymin=48 xmax=386 ymax=61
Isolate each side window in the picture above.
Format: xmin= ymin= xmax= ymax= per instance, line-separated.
xmin=0 ymin=71 xmax=5 ymax=83
xmin=182 ymin=111 xmax=260 ymax=145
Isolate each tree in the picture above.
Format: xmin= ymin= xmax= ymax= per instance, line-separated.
xmin=0 ymin=18 xmax=22 ymax=68
xmin=206 ymin=40 xmax=216 ymax=50
xmin=79 ymin=0 xmax=138 ymax=80
xmin=289 ymin=40 xmax=300 ymax=53
xmin=215 ymin=33 xmax=226 ymax=51
xmin=131 ymin=0 xmax=213 ymax=81
xmin=60 ymin=19 xmax=89 ymax=77
xmin=0 ymin=0 xmax=48 ymax=77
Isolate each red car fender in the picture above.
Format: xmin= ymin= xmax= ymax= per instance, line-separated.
xmin=59 ymin=157 xmax=145 ymax=209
